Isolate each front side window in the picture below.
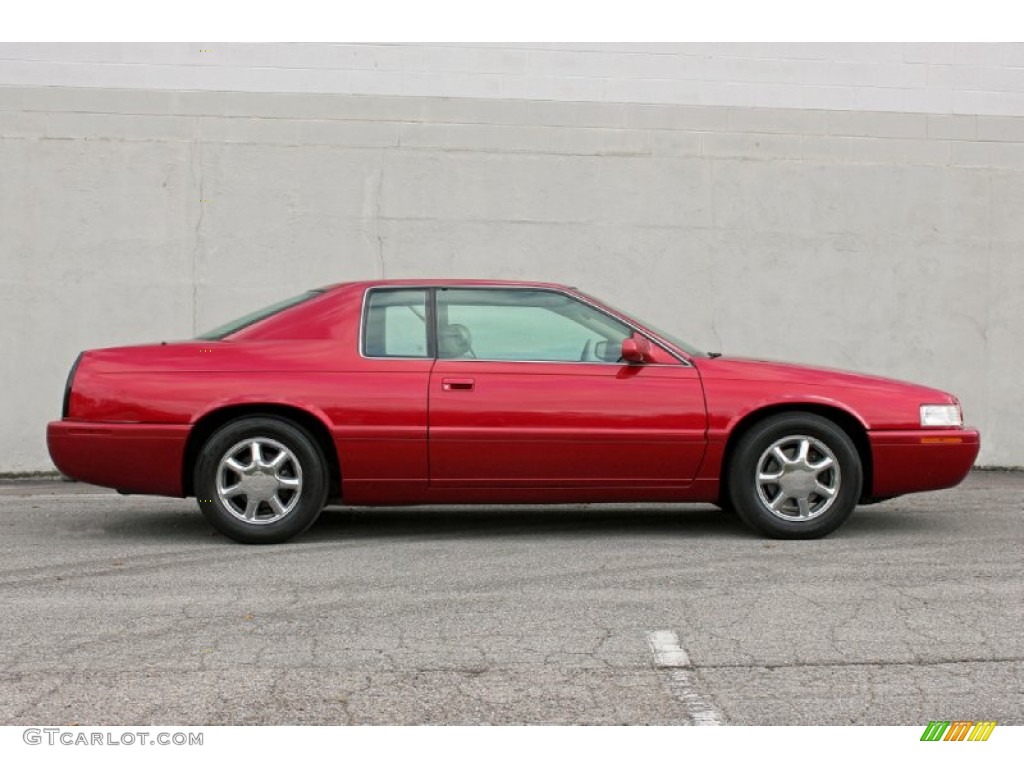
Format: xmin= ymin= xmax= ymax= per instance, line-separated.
xmin=363 ymin=289 xmax=429 ymax=357
xmin=436 ymin=288 xmax=632 ymax=362
xmin=578 ymin=291 xmax=709 ymax=359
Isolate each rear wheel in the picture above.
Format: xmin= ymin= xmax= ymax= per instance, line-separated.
xmin=728 ymin=413 xmax=862 ymax=539
xmin=194 ymin=416 xmax=328 ymax=544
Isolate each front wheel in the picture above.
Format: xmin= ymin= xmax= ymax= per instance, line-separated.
xmin=727 ymin=413 xmax=862 ymax=539
xmin=194 ymin=416 xmax=329 ymax=544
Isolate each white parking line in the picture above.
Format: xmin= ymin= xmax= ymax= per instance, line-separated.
xmin=647 ymin=629 xmax=723 ymax=726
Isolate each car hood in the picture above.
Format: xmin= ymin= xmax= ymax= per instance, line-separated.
xmin=694 ymin=356 xmax=956 ymax=402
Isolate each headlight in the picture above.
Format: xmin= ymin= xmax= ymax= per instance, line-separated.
xmin=920 ymin=404 xmax=963 ymax=428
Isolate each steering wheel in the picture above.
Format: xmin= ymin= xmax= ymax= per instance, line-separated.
xmin=579 ymin=339 xmax=592 ymax=362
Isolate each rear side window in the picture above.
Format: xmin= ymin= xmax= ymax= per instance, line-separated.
xmin=196 ymin=291 xmax=323 ymax=340
xmin=363 ymin=289 xmax=430 ymax=358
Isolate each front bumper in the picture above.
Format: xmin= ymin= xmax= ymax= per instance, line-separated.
xmin=47 ymin=420 xmax=190 ymax=496
xmin=869 ymin=428 xmax=981 ymax=498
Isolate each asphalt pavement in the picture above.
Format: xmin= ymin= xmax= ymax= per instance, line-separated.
xmin=0 ymin=471 xmax=1021 ymax=725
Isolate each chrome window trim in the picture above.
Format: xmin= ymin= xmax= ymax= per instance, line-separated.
xmin=359 ymin=284 xmax=694 ymax=368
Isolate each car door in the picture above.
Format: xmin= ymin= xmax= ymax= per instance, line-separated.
xmin=428 ymin=287 xmax=707 ymax=488
xmin=338 ymin=286 xmax=435 ymax=502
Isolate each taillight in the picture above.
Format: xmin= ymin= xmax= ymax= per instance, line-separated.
xmin=62 ymin=353 xmax=83 ymax=418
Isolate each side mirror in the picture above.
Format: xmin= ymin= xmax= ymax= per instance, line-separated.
xmin=620 ymin=335 xmax=651 ymax=364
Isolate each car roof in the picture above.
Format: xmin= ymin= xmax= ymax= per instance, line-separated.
xmin=320 ymin=278 xmax=575 ymax=292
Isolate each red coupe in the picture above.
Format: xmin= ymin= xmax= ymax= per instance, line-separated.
xmin=47 ymin=280 xmax=980 ymax=543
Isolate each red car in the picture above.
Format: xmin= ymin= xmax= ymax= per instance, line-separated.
xmin=47 ymin=280 xmax=979 ymax=544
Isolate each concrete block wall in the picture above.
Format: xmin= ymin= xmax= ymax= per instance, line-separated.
xmin=1 ymin=44 xmax=1022 ymax=471
xmin=4 ymin=43 xmax=1024 ymax=114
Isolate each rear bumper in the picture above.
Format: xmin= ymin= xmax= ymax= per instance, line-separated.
xmin=47 ymin=420 xmax=190 ymax=497
xmin=869 ymin=428 xmax=980 ymax=498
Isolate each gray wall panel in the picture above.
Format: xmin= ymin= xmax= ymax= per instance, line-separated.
xmin=0 ymin=86 xmax=1020 ymax=471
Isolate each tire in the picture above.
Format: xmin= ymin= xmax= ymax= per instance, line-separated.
xmin=727 ymin=412 xmax=862 ymax=539
xmin=194 ymin=416 xmax=329 ymax=544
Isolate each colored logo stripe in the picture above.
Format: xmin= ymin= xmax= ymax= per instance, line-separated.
xmin=920 ymin=720 xmax=996 ymax=742
xmin=944 ymin=721 xmax=973 ymax=741
xmin=968 ymin=721 xmax=997 ymax=741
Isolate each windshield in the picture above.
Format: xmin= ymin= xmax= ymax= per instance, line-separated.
xmin=577 ymin=291 xmax=710 ymax=358
xmin=196 ymin=290 xmax=323 ymax=340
